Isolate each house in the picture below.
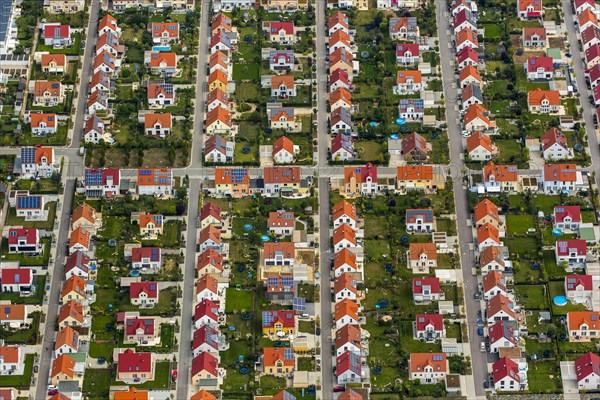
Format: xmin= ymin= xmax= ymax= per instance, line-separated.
xmin=455 ymin=28 xmax=479 ymax=52
xmin=517 ymin=0 xmax=543 ymax=18
xmin=271 ymin=76 xmax=296 ymax=99
xmin=150 ymin=22 xmax=179 ymax=44
xmin=196 ymin=274 xmax=219 ymax=302
xmin=0 ymin=346 xmax=21 ymax=374
xmin=528 ymin=88 xmax=560 ymax=113
xmin=148 ymin=52 xmax=177 ymax=75
xmin=337 ymin=388 xmax=363 ymax=400
xmin=342 ymin=163 xmax=378 ymax=197
xmin=268 ymin=211 xmax=295 ymax=236
xmin=84 ymin=168 xmax=120 ymax=198
xmin=263 ymin=348 xmax=295 ymax=376
xmin=415 ymin=314 xmax=445 ymax=341
xmin=589 ymin=64 xmax=600 ymax=89
xmin=268 ymin=106 xmax=296 ymax=131
xmin=113 ymin=0 xmax=138 ymax=12
xmin=124 ymin=316 xmax=156 ymax=345
xmin=554 ymin=205 xmax=581 ymax=231
xmin=93 ymin=51 xmax=116 ymax=75
xmin=137 ymin=168 xmax=174 ymax=197
xmin=41 ymin=53 xmax=67 ymax=74
xmin=61 ymin=275 xmax=86 ymax=304
xmin=71 ymin=202 xmax=100 ymax=234
xmin=451 ymin=0 xmax=478 ymax=16
xmin=147 ymin=82 xmax=175 ymax=107
xmin=43 ymin=24 xmax=72 ymax=46
xmin=406 ymin=208 xmax=435 ymax=232
xmin=482 ymin=161 xmax=519 ymax=192
xmin=522 ymin=27 xmax=546 ymax=48
xmin=396 ymin=43 xmax=420 ymax=65
xmin=83 ymin=115 xmax=110 ymax=144
xmin=209 ymin=51 xmax=229 ymax=75
xmin=263 ymin=166 xmax=305 ymax=197
xmin=330 ymin=68 xmax=350 ymax=91
xmin=206 ymin=106 xmax=233 ymax=135
xmin=567 ymin=311 xmax=600 ymax=340
xmin=192 ymin=325 xmax=219 ymax=357
xmin=64 ymin=251 xmax=90 ymax=279
xmin=191 ymin=352 xmax=219 ymax=386
xmin=96 ymin=31 xmax=120 ymax=56
xmin=30 ymin=113 xmax=57 ymax=136
xmin=581 ymin=25 xmax=600 ymax=50
xmin=477 ymin=222 xmax=501 ymax=251
xmin=131 ymin=247 xmax=162 ymax=271
xmin=408 ymin=242 xmax=438 ymax=273
xmin=87 ymin=89 xmax=108 ymax=115
xmin=194 ymin=298 xmax=219 ymax=329
xmin=330 ymin=107 xmax=352 ymax=133
xmin=210 ymin=32 xmax=231 ymax=54
xmin=459 ymin=65 xmax=482 ymax=88
xmin=19 ymin=146 xmax=58 ymax=178
xmin=335 ymin=324 xmax=363 ymax=357
xmin=401 ymin=132 xmax=430 ymax=161
xmin=479 ymin=246 xmax=509 ymax=274
xmin=483 ymin=271 xmax=508 ymax=300
xmin=467 ymin=131 xmax=498 ymax=161
xmin=7 ymin=228 xmax=43 ymax=255
xmin=33 ymin=81 xmax=64 ymax=107
xmin=263 ymin=242 xmax=295 ymax=266
xmin=453 ymin=9 xmax=477 ymax=33
xmin=329 ymin=30 xmax=352 ymax=54
xmin=579 ymin=8 xmax=599 ymax=31
xmin=199 ymin=202 xmax=222 ymax=230
xmin=0 ymin=304 xmax=27 ymax=328
xmin=204 ymin=134 xmax=234 ymax=163
xmin=396 ymin=165 xmax=445 ymax=192
xmin=398 ymin=99 xmax=425 ymax=121
xmin=269 ymin=49 xmax=295 ymax=71
xmin=211 ymin=13 xmax=233 ymax=36
xmin=334 ymin=298 xmax=359 ymax=329
xmin=114 ymin=388 xmax=151 ymax=400
xmin=68 ymin=227 xmax=91 ymax=254
xmin=0 ymin=268 xmax=33 ymax=294
xmin=575 ymin=352 xmax=600 ymax=390
xmin=330 ymin=88 xmax=352 ymax=111
xmin=336 ymin=351 xmax=362 ymax=384
xmin=139 ymin=214 xmax=164 ymax=239
xmin=334 ymin=248 xmax=358 ymax=277
xmin=58 ymin=300 xmax=84 ymax=327
xmin=91 ymin=57 xmax=114 ymax=81
xmin=144 ymin=113 xmax=172 ymax=138
xmin=409 ymin=353 xmax=447 ymax=383
xmin=457 ymin=46 xmax=479 ymax=69
xmin=265 ymin=274 xmax=294 ymax=303
xmin=541 ymin=128 xmax=572 ymax=160
xmin=565 ymin=274 xmax=594 ymax=308
xmin=98 ymin=14 xmax=119 ymax=36
xmin=586 ymin=43 xmax=600 ymax=67
xmin=208 ymin=69 xmax=228 ymax=92
xmin=486 ymin=293 xmax=516 ymax=325
xmin=331 ymin=133 xmax=355 ymax=161
xmin=50 ymin=354 xmax=80 ymax=386
xmin=394 ymin=70 xmax=422 ymax=95
xmin=272 ymin=136 xmax=299 ymax=164
xmin=412 ymin=277 xmax=441 ymax=302
xmin=488 ymin=321 xmax=518 ymax=353
xmin=15 ymin=195 xmax=44 ymax=219
xmin=525 ymin=57 xmax=554 ymax=80
xmin=575 ymin=0 xmax=597 ymax=14
xmin=389 ymin=17 xmax=419 ymax=40
xmin=328 ymin=12 xmax=349 ymax=35
xmin=334 ymin=273 xmax=358 ymax=302
xmin=542 ymin=163 xmax=583 ymax=193
xmin=262 ymin=310 xmax=295 ymax=336
xmin=330 ymin=48 xmax=354 ymax=77
xmin=266 ymin=21 xmax=296 ymax=44
xmin=214 ymin=167 xmax=250 ymax=197
xmin=463 ymin=104 xmax=495 ymax=132
xmin=198 ymin=225 xmax=221 ymax=253
xmin=493 ymin=357 xmax=523 ymax=391
xmin=332 ymin=200 xmax=357 ymax=229
xmin=129 ymin=281 xmax=159 ymax=307
xmin=54 ymin=326 xmax=79 ymax=355
xmin=207 ymin=88 xmax=229 ymax=112
xmin=197 ymin=249 xmax=223 ymax=276
xmin=117 ymin=349 xmax=154 ymax=383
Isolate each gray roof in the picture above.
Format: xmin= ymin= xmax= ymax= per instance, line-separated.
xmin=406 ymin=208 xmax=434 ymax=223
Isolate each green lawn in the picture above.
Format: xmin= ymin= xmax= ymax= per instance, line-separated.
xmin=225 ymin=288 xmax=254 ymax=313
xmin=0 ymin=275 xmax=45 ymax=304
xmin=504 ymin=236 xmax=538 ymax=259
xmin=527 ymin=361 xmax=563 ymax=393
xmin=5 ymin=201 xmax=57 ymax=229
xmin=297 ymin=356 xmax=315 ymax=371
xmin=514 ymin=284 xmax=549 ymax=310
xmin=0 ymin=354 xmax=33 ymax=388
xmin=548 ymin=280 xmax=587 ymax=315
xmin=355 ymin=140 xmax=386 ymax=163
xmin=298 ymin=320 xmax=315 ymax=333
xmin=505 ymin=214 xmax=535 ymax=235
xmin=83 ymin=369 xmax=112 ymax=399
xmin=221 ymin=339 xmax=251 ymax=366
xmin=232 ymin=63 xmax=260 ymax=81
xmin=543 ymin=250 xmax=565 ymax=279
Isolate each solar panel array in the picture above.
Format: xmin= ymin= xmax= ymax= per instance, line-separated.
xmin=293 ymin=297 xmax=306 ymax=311
xmin=85 ymin=169 xmax=103 ymax=186
xmin=231 ymin=168 xmax=247 ymax=184
xmin=283 ymin=348 xmax=294 ymax=360
xmin=21 ymin=147 xmax=36 ymax=164
xmin=432 ymin=354 xmax=443 ymax=361
xmin=151 ymin=248 xmax=159 ymax=261
xmin=262 ymin=311 xmax=273 ymax=327
xmin=17 ymin=196 xmax=41 ymax=209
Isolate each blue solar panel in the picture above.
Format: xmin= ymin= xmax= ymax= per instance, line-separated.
xmin=139 ymin=169 xmax=151 ymax=176
xmin=293 ymin=297 xmax=306 ymax=311
xmin=85 ymin=169 xmax=103 ymax=186
xmin=21 ymin=147 xmax=36 ymax=164
xmin=432 ymin=355 xmax=443 ymax=361
xmin=17 ymin=196 xmax=41 ymax=209
xmin=283 ymin=348 xmax=294 ymax=360
xmin=262 ymin=311 xmax=273 ymax=327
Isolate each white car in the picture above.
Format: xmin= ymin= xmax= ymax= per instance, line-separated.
xmin=480 ymin=342 xmax=486 ymax=352
xmin=461 ymin=130 xmax=470 ymax=137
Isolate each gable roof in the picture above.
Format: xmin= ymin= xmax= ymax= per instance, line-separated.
xmin=131 ymin=247 xmax=161 ymax=263
xmin=409 ymin=242 xmax=437 ymax=261
xmin=523 ymin=27 xmax=546 ymax=40
xmin=575 ymin=352 xmax=600 ymax=382
xmin=192 ymin=325 xmax=219 ymax=351
xmin=117 ymin=349 xmax=152 ymax=373
xmin=71 ymin=202 xmax=96 ymax=225
xmin=206 ymin=106 xmax=232 ymax=128
xmin=263 ymin=347 xmax=295 ymax=367
xmin=467 ymin=131 xmax=495 ymax=154
xmin=328 ymin=11 xmax=349 ymax=31
xmin=114 ymin=387 xmax=149 ymax=400
xmin=406 ymin=208 xmax=434 ymax=224
xmin=196 ymin=274 xmax=219 ymax=295
xmin=51 ymin=354 xmax=76 ymax=379
xmin=125 ymin=317 xmax=155 ymax=336
xmin=58 ymin=300 xmax=84 ymax=324
xmin=477 ymin=222 xmax=501 ymax=245
xmin=194 ymin=298 xmax=219 ymax=322
xmin=413 ymin=277 xmax=441 ymax=294
xmin=332 ymin=200 xmax=357 ymax=222
xmin=543 ymin=163 xmax=578 ymax=182
xmin=415 ymin=313 xmax=444 ymax=331
xmin=483 ymin=161 xmax=518 ymax=182
xmin=269 ymin=210 xmax=294 ymax=228
xmin=334 ymin=272 xmax=358 ymax=295
xmin=262 ymin=310 xmax=295 ymax=328
xmin=343 ymin=162 xmax=377 ymax=184
xmin=457 ymin=46 xmax=479 ymax=64
xmin=565 ymin=274 xmax=592 ymax=291
xmin=463 ymin=103 xmax=493 ymax=127
xmin=397 ymin=165 xmax=434 ymax=180
xmin=568 ymin=311 xmax=600 ymax=330
xmin=410 ymin=353 xmax=447 ymax=373
xmin=191 ymin=352 xmax=219 ymax=377
xmin=334 ymin=298 xmax=359 ymax=322
xmin=139 ymin=213 xmax=163 ymax=228
xmin=473 ymin=198 xmax=499 ymax=222
xmin=486 ymin=293 xmax=515 ymax=319
xmin=482 ymin=271 xmax=507 ymax=293
xmin=402 ymin=132 xmax=429 ymax=156
xmin=455 ymin=27 xmax=478 ymax=47
xmin=61 ymin=275 xmax=86 ymax=299
xmin=69 ymin=226 xmax=91 ymax=250
xmin=333 ymin=223 xmax=356 ymax=246
xmin=263 ymin=166 xmax=301 ymax=184
xmin=528 ymin=88 xmax=560 ymax=106
xmin=197 ymin=248 xmax=224 ymax=272
xmin=488 ymin=320 xmax=517 ymax=346
xmin=525 ymin=56 xmax=553 ymax=73
xmin=479 ymin=246 xmax=505 ymax=267
xmin=336 ymin=350 xmax=361 ymax=376
xmin=191 ymin=390 xmax=217 ymax=400
xmin=130 ymin=281 xmax=159 ymax=299
xmin=30 ymin=113 xmax=57 ymax=129
xmin=334 ymin=248 xmax=357 ymax=270
xmin=41 ymin=53 xmax=67 ymax=67
xmin=459 ymin=65 xmax=482 ymax=83
xmin=492 ymin=357 xmax=520 ymax=383
xmin=215 ymin=167 xmax=249 ymax=185
xmin=335 ymin=323 xmax=362 ymax=350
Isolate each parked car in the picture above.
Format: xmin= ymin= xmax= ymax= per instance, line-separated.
xmin=477 ymin=326 xmax=484 ymax=336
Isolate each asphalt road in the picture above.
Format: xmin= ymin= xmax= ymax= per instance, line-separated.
xmin=434 ymin=0 xmax=486 ymax=395
xmin=316 ymin=0 xmax=329 ymax=168
xmin=175 ymin=0 xmax=210 ymax=397
xmin=562 ymin=0 xmax=600 ymax=178
xmin=318 ymin=178 xmax=333 ymax=397
xmin=34 ymin=179 xmax=76 ymax=400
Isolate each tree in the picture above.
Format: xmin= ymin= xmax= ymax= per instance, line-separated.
xmin=176 ymin=187 xmax=188 ymax=201
xmin=547 ymin=323 xmax=557 ymax=338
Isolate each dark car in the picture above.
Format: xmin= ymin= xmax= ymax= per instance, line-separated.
xmin=316 ymin=328 xmax=321 ymax=336
xmin=333 ymin=386 xmax=346 ymax=393
xmin=33 ymin=365 xmax=38 ymax=373
xmin=48 ymin=390 xmax=58 ymax=396
xmin=477 ymin=327 xmax=484 ymax=336
xmin=483 ymin=380 xmax=489 ymax=389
